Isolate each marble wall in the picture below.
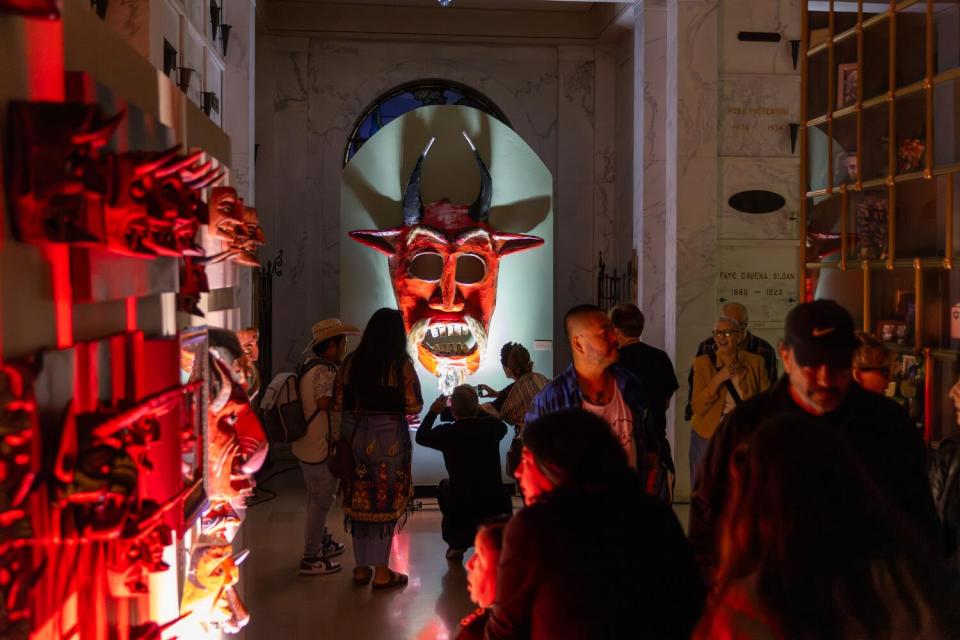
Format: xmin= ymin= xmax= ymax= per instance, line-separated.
xmin=629 ymin=0 xmax=801 ymax=500
xmin=256 ymin=37 xmax=623 ymax=376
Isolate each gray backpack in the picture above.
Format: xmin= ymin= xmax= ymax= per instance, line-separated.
xmin=259 ymin=359 xmax=327 ymax=443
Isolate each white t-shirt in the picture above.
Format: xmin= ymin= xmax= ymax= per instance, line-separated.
xmin=582 ymin=384 xmax=636 ymax=469
xmin=291 ymin=361 xmax=337 ymax=463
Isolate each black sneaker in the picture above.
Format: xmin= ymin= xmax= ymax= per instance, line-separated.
xmin=322 ymin=535 xmax=345 ymax=558
xmin=299 ymin=555 xmax=342 ymax=575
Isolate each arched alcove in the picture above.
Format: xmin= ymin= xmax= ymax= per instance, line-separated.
xmin=343 ymin=79 xmax=511 ymax=165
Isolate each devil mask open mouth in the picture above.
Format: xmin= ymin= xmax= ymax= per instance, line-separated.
xmin=349 ymin=134 xmax=544 ymax=392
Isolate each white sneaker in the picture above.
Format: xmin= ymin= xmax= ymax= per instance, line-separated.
xmin=299 ymin=555 xmax=343 ymax=575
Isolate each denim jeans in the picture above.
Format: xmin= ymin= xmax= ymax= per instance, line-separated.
xmin=688 ymin=430 xmax=711 ymax=491
xmin=299 ymin=460 xmax=338 ymax=558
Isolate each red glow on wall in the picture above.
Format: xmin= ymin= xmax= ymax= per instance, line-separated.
xmin=23 ymin=18 xmax=63 ymax=101
xmin=42 ymin=245 xmax=73 ymax=349
xmin=125 ymin=297 xmax=137 ymax=332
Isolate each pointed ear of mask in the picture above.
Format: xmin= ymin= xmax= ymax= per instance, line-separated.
xmin=349 ymin=229 xmax=403 ymax=256
xmin=492 ymin=232 xmax=544 ymax=257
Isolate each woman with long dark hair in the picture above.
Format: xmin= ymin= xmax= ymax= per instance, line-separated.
xmin=332 ymin=307 xmax=422 ymax=589
xmin=696 ymin=413 xmax=955 ymax=639
xmin=485 ymin=409 xmax=705 ymax=639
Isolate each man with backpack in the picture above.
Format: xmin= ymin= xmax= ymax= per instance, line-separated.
xmin=291 ymin=318 xmax=359 ymax=575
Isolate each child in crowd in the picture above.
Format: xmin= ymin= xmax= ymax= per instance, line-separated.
xmin=457 ymin=517 xmax=510 ymax=640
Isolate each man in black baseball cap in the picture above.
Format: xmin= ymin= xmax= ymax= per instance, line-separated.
xmin=688 ymin=299 xmax=939 ymax=579
xmin=780 ymin=299 xmax=860 ymax=414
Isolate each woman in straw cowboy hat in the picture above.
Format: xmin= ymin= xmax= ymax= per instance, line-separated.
xmin=293 ymin=318 xmax=359 ymax=576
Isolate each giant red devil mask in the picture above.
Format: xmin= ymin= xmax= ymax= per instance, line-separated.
xmin=349 ymin=134 xmax=544 ymax=392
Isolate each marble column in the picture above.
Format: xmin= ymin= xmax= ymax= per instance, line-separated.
xmin=645 ymin=0 xmax=719 ymax=501
xmin=223 ymin=0 xmax=257 ymax=329
xmin=555 ymin=45 xmax=598 ymax=369
xmin=635 ymin=0 xmax=669 ymax=349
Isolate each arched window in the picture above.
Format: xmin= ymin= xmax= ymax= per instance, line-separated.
xmin=343 ymin=79 xmax=510 ymax=165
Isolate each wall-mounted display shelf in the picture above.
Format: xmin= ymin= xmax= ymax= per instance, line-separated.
xmin=801 ymin=0 xmax=960 ymax=442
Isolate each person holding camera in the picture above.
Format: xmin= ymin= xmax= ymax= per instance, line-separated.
xmin=416 ymin=386 xmax=513 ymax=559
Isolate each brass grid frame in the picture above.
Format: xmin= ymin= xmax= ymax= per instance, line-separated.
xmin=800 ymin=0 xmax=960 ymax=440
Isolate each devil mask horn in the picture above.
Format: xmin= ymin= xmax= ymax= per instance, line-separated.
xmin=401 ymin=137 xmax=434 ymax=226
xmin=463 ymin=132 xmax=492 ymax=223
xmin=400 ymin=134 xmax=493 ymax=225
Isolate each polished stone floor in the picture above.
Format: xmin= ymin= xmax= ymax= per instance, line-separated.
xmin=240 ymin=460 xmax=691 ymax=640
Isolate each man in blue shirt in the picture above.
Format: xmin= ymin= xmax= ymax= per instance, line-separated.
xmin=526 ymin=304 xmax=674 ymax=501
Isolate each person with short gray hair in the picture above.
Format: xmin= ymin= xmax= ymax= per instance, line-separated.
xmin=684 ymin=302 xmax=778 ymax=422
xmin=416 ymin=386 xmax=512 ymax=559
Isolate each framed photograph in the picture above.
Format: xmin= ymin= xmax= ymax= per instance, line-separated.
xmin=837 ymin=63 xmax=859 ymax=108
xmin=855 ymin=192 xmax=889 ymax=260
xmin=877 ymin=320 xmax=905 ymax=343
xmin=835 ymin=150 xmax=858 ymax=184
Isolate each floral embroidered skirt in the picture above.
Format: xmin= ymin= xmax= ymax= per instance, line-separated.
xmin=340 ymin=412 xmax=413 ymax=538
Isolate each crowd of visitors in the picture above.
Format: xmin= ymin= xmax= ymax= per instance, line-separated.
xmin=285 ymin=297 xmax=960 ymax=638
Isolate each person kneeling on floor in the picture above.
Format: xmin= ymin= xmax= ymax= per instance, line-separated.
xmin=416 ymin=385 xmax=513 ymax=560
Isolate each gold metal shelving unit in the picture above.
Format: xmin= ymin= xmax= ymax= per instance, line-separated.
xmin=801 ymin=0 xmax=960 ymax=440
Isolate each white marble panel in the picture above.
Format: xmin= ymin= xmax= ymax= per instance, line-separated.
xmin=642 ymin=3 xmax=668 ymax=164
xmin=675 ymin=157 xmax=718 ymax=324
xmin=204 ymin=53 xmax=223 ymax=127
xmin=555 ymin=181 xmax=596 ymax=367
xmin=181 ymin=25 xmax=206 ymax=108
xmin=717 ymin=243 xmax=800 ymax=329
xmin=641 ymin=159 xmax=668 ymax=348
xmin=720 ymin=0 xmax=801 ymax=75
xmin=559 ymin=46 xmax=595 ymax=184
xmin=615 ymin=37 xmax=635 ymax=287
xmin=595 ymin=47 xmax=616 ymax=265
xmin=594 ymin=182 xmax=615 ymax=264
xmin=719 ymin=73 xmax=801 ymax=157
xmin=719 ymin=157 xmax=800 ymax=240
xmin=677 ymin=0 xmax=719 ymax=160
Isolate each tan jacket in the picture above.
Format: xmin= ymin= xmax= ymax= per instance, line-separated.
xmin=691 ymin=350 xmax=769 ymax=439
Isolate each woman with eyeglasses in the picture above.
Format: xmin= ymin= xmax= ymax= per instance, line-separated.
xmin=689 ymin=317 xmax=770 ymax=489
xmin=852 ymin=330 xmax=894 ymax=395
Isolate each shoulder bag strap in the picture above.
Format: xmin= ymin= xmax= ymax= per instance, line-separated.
xmin=712 ymin=350 xmax=742 ymax=404
xmin=722 ymin=379 xmax=742 ymax=405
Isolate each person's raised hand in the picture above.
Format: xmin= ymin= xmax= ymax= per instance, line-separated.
xmin=477 ymin=384 xmax=497 ymax=398
xmin=430 ymin=395 xmax=448 ymax=414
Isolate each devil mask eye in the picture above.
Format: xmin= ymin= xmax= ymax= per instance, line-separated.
xmin=408 ymin=252 xmax=443 ymax=281
xmin=455 ymin=254 xmax=486 ymax=284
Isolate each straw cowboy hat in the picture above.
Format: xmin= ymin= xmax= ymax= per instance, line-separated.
xmin=303 ymin=318 xmax=360 ymax=354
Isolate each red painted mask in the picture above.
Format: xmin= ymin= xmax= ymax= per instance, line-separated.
xmin=181 ymin=543 xmax=250 ymax=633
xmin=207 ymin=355 xmax=267 ymax=507
xmin=111 ymin=147 xmax=221 ymax=257
xmin=6 ymin=102 xmax=120 ymax=247
xmin=0 ymin=0 xmax=59 ymax=18
xmin=179 ymin=257 xmax=210 ymax=317
xmin=209 ymin=186 xmax=245 ymax=242
xmin=0 ymin=365 xmax=39 ymax=549
xmin=350 ymin=135 xmax=543 ymax=392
